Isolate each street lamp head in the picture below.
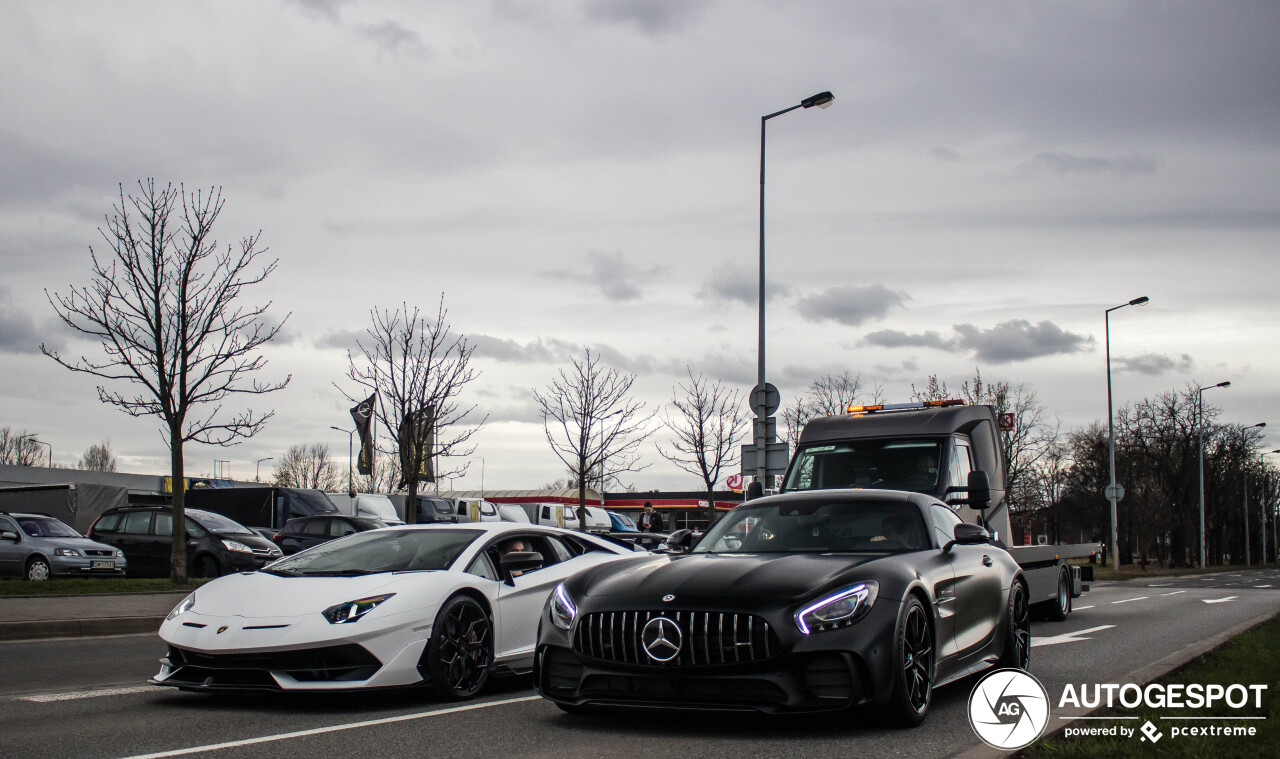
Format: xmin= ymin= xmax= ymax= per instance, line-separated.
xmin=1253 ymin=422 xmax=1267 ymax=429
xmin=1216 ymin=381 xmax=1231 ymax=389
xmin=801 ymin=91 xmax=834 ymax=109
xmin=1129 ymin=296 xmax=1150 ymax=306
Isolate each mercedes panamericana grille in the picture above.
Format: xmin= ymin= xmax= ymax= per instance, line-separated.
xmin=153 ymin=523 xmax=636 ymax=698
xmin=535 ymin=490 xmax=1030 ymax=725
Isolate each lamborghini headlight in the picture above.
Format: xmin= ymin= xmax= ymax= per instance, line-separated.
xmin=323 ymin=593 xmax=395 ymax=624
xmin=548 ymin=583 xmax=578 ymax=631
xmin=167 ymin=592 xmax=197 ymax=621
xmin=795 ymin=581 xmax=878 ymax=634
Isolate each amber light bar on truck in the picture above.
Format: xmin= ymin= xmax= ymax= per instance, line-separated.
xmin=846 ymin=399 xmax=966 ymax=414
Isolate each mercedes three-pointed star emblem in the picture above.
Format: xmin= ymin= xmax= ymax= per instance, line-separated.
xmin=641 ymin=616 xmax=682 ymax=662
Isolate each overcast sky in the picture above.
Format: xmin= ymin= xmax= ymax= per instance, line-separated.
xmin=3 ymin=1 xmax=1278 ymax=491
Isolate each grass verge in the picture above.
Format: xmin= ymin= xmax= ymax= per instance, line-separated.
xmin=1022 ymin=612 xmax=1279 ymax=758
xmin=0 ymin=577 xmax=209 ymax=596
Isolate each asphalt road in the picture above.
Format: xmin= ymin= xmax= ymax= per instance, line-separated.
xmin=3 ymin=569 xmax=1278 ymax=759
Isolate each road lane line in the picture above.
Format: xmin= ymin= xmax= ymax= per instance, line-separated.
xmin=1161 ymin=590 xmax=1187 ymax=596
xmin=1111 ymin=596 xmax=1149 ymax=604
xmin=1073 ymin=605 xmax=1095 ymax=610
xmin=1203 ymin=596 xmax=1238 ymax=604
xmin=1256 ymin=585 xmax=1273 ymax=588
xmin=114 ymin=695 xmax=542 ymax=759
xmin=1031 ymin=624 xmax=1115 ymax=648
xmin=21 ymin=685 xmax=153 ymax=702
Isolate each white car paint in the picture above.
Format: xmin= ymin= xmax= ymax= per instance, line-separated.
xmin=153 ymin=523 xmax=634 ymax=692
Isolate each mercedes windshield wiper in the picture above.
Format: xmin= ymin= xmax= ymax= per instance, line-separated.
xmin=298 ymin=568 xmax=380 ymax=576
xmin=258 ymin=567 xmax=298 ymax=577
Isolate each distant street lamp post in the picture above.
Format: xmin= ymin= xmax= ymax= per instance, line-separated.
xmin=1240 ymin=423 xmax=1266 ymax=566
xmin=255 ymin=457 xmax=273 ymax=483
xmin=1269 ymin=450 xmax=1280 ymax=565
xmin=756 ymin=90 xmax=833 ymax=491
xmin=1104 ymin=295 xmax=1148 ymax=571
xmin=332 ymin=426 xmax=356 ymax=497
xmin=1197 ymin=381 xmax=1231 ymax=568
xmin=18 ymin=435 xmax=51 ymax=467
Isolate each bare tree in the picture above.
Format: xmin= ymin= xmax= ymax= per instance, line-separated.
xmin=534 ymin=348 xmax=655 ymax=526
xmin=0 ymin=427 xmax=43 ymax=466
xmin=778 ymin=396 xmax=812 ymax=459
xmin=352 ymin=452 xmax=402 ymax=494
xmin=78 ymin=440 xmax=118 ymax=472
xmin=43 ymin=180 xmax=290 ymax=582
xmin=344 ymin=298 xmax=484 ymax=523
xmin=806 ymin=370 xmax=866 ymax=415
xmin=272 ymin=443 xmax=343 ymax=490
xmin=656 ymin=368 xmax=749 ymax=523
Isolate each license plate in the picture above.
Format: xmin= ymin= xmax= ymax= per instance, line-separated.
xmin=90 ymin=560 xmax=116 ymax=570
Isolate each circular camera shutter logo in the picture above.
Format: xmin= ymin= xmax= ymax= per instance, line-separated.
xmin=641 ymin=616 xmax=683 ymax=662
xmin=967 ymin=669 xmax=1050 ymax=750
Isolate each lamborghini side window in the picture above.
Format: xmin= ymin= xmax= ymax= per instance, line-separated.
xmin=466 ymin=551 xmax=499 ymax=582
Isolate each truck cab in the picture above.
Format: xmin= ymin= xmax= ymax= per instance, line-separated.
xmin=780 ymin=400 xmax=1098 ymax=620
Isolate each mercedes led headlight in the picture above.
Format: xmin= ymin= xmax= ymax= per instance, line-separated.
xmin=323 ymin=593 xmax=395 ymax=624
xmin=220 ymin=539 xmax=253 ymax=553
xmin=795 ymin=581 xmax=878 ymax=634
xmin=167 ymin=592 xmax=197 ymax=621
xmin=549 ymin=583 xmax=578 ymax=631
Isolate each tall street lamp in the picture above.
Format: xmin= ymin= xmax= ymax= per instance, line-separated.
xmin=1197 ymin=380 xmax=1230 ymax=568
xmin=255 ymin=457 xmax=273 ymax=483
xmin=756 ymin=90 xmax=833 ymax=490
xmin=1239 ymin=423 xmax=1265 ymax=566
xmin=18 ymin=435 xmax=51 ymax=467
xmin=1268 ymin=450 xmax=1280 ymax=565
xmin=331 ymin=426 xmax=356 ymax=497
xmin=1104 ymin=295 xmax=1148 ymax=571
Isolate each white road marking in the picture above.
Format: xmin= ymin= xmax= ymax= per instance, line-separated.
xmin=114 ymin=695 xmax=542 ymax=759
xmin=1111 ymin=596 xmax=1149 ymax=604
xmin=21 ymin=685 xmax=154 ymax=703
xmin=1162 ymin=591 xmax=1187 ymax=596
xmin=1031 ymin=624 xmax=1116 ymax=648
xmin=1256 ymin=584 xmax=1273 ymax=588
xmin=1073 ymin=605 xmax=1095 ymax=610
xmin=1203 ymin=596 xmax=1238 ymax=604
xmin=1147 ymin=584 xmax=1170 ymax=587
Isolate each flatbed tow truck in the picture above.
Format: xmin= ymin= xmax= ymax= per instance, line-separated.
xmin=779 ymin=399 xmax=1099 ymax=619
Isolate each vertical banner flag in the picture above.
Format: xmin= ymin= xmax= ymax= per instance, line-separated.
xmin=350 ymin=393 xmax=377 ymax=476
xmin=397 ymin=405 xmax=436 ymax=487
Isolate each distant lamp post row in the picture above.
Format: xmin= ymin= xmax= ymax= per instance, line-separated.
xmin=1239 ymin=423 xmax=1266 ymax=566
xmin=17 ymin=434 xmax=52 ymax=467
xmin=256 ymin=457 xmax=273 ymax=483
xmin=1197 ymin=381 xmax=1231 ymax=568
xmin=1104 ymin=296 xmax=1148 ymax=571
xmin=755 ymin=90 xmax=833 ymax=489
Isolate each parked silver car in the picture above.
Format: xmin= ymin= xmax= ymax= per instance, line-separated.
xmin=0 ymin=512 xmax=128 ymax=581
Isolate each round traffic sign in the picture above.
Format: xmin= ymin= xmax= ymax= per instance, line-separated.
xmin=751 ymin=383 xmax=780 ymax=416
xmin=1104 ymin=483 xmax=1125 ymax=501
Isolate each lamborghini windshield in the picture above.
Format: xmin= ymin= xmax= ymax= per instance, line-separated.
xmin=783 ymin=439 xmax=942 ymax=493
xmin=694 ymin=498 xmax=929 ymax=554
xmin=266 ymin=529 xmax=481 ymax=575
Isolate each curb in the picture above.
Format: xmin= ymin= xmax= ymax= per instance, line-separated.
xmin=948 ymin=608 xmax=1279 ymax=759
xmin=0 ymin=616 xmax=164 ymax=642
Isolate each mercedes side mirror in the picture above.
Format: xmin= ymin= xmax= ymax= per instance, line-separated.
xmin=943 ymin=523 xmax=990 ymax=552
xmin=664 ymin=529 xmax=695 ymax=553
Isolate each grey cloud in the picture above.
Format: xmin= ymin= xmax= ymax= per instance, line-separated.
xmin=697 ymin=265 xmax=792 ymax=306
xmin=583 ymin=0 xmax=711 ymax=36
xmin=0 ymin=288 xmax=42 ymax=354
xmin=863 ymin=329 xmax=955 ymax=351
xmin=953 ymin=320 xmax=1094 ymax=363
xmin=863 ymin=320 xmax=1093 ymax=363
xmin=543 ymin=251 xmax=663 ymax=302
xmin=795 ymin=284 xmax=907 ymax=327
xmin=1115 ymin=352 xmax=1193 ymax=376
xmin=359 ymin=21 xmax=430 ymax=56
xmin=290 ymin=0 xmax=350 ymax=21
xmin=471 ymin=335 xmax=575 ymax=364
xmin=1024 ymin=151 xmax=1159 ymax=177
xmin=315 ymin=329 xmax=366 ymax=352
xmin=929 ymin=147 xmax=960 ymax=162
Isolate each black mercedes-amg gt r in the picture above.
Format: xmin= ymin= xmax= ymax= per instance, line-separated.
xmin=534 ymin=489 xmax=1030 ymax=725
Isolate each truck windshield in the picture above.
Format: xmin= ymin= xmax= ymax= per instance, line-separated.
xmin=784 ymin=440 xmax=942 ymax=494
xmin=695 ymin=498 xmax=928 ymax=554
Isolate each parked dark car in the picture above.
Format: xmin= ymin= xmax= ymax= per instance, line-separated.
xmin=271 ymin=515 xmax=388 ymax=555
xmin=88 ymin=507 xmax=282 ymax=577
xmin=0 ymin=512 xmax=127 ymax=581
xmin=535 ymin=489 xmax=1029 ymax=726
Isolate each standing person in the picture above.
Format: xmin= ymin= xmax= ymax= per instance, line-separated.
xmin=639 ymin=502 xmax=665 ymax=533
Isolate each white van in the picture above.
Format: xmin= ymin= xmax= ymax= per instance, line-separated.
xmin=453 ymin=497 xmax=503 ymax=523
xmin=326 ymin=493 xmax=405 ymax=525
xmin=520 ymin=503 xmax=611 ymax=532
